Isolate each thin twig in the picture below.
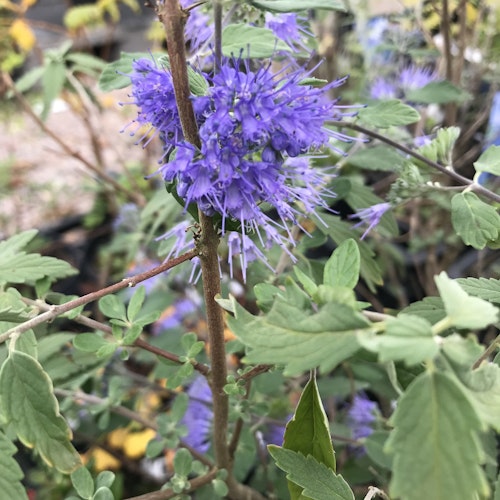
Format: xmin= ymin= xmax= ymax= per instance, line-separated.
xmin=0 ymin=249 xmax=199 ymax=344
xmin=1 ymin=71 xmax=145 ymax=206
xmin=124 ymin=467 xmax=219 ymax=500
xmin=472 ymin=334 xmax=500 ymax=369
xmin=328 ymin=120 xmax=500 ymax=204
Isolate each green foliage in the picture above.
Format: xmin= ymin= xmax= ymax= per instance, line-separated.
xmin=249 ymin=0 xmax=347 ymax=12
xmin=268 ymin=447 xmax=354 ymax=500
xmin=0 ymin=230 xmax=77 ymax=285
xmin=0 ymin=432 xmax=29 ymax=500
xmin=451 ymin=192 xmax=500 ymax=249
xmin=405 ymin=80 xmax=470 ymax=104
xmin=347 ymin=145 xmax=405 ymax=172
xmin=357 ymin=100 xmax=420 ymax=128
xmin=323 ymin=239 xmax=360 ymax=290
xmin=456 ymin=277 xmax=500 ymax=304
xmin=474 ymin=145 xmax=500 ymax=176
xmin=221 ymin=24 xmax=291 ymax=58
xmin=417 ymin=126 xmax=460 ymax=165
xmin=224 ymin=295 xmax=369 ymax=375
xmin=435 ymin=272 xmax=499 ymax=330
xmin=0 ymin=351 xmax=82 ymax=474
xmin=386 ymin=370 xmax=489 ymax=500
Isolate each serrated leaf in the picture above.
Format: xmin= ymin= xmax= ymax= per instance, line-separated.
xmin=313 ymin=214 xmax=383 ymax=292
xmin=358 ymin=100 xmax=420 ymax=128
xmin=386 ymin=371 xmax=489 ymax=500
xmin=435 ymin=272 xmax=499 ymax=330
xmin=0 ymin=432 xmax=29 ymax=500
xmin=417 ymin=126 xmax=460 ymax=164
xmin=0 ymin=351 xmax=82 ymax=473
xmin=359 ymin=314 xmax=438 ymax=365
xmin=268 ymin=447 xmax=354 ymax=500
xmin=222 ymin=24 xmax=291 ymax=58
xmin=323 ymin=239 xmax=360 ymax=289
xmin=406 ymin=80 xmax=471 ymax=104
xmin=226 ymin=296 xmax=368 ymax=375
xmin=347 ymin=145 xmax=405 ymax=171
xmin=456 ymin=277 xmax=500 ymax=305
xmin=250 ymin=0 xmax=347 ymax=12
xmin=71 ymin=466 xmax=94 ymax=499
xmin=474 ymin=145 xmax=500 ymax=176
xmin=451 ymin=192 xmax=500 ymax=249
xmin=401 ymin=296 xmax=446 ymax=325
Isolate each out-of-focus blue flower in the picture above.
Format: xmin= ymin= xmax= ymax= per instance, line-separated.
xmin=113 ymin=203 xmax=140 ymax=232
xmin=370 ymin=77 xmax=397 ymax=100
xmin=153 ymin=293 xmax=201 ymax=334
xmin=349 ymin=202 xmax=391 ymax=240
xmin=264 ymin=13 xmax=312 ymax=53
xmin=181 ymin=0 xmax=213 ymax=54
xmin=180 ymin=376 xmax=213 ymax=454
xmin=126 ymin=258 xmax=162 ymax=296
xmin=399 ymin=64 xmax=437 ymax=92
xmin=346 ymin=393 xmax=377 ymax=440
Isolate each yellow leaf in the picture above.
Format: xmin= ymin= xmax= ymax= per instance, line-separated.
xmin=84 ymin=447 xmax=121 ymax=471
xmin=107 ymin=427 xmax=129 ymax=449
xmin=8 ymin=19 xmax=36 ymax=52
xmin=123 ymin=428 xmax=156 ymax=459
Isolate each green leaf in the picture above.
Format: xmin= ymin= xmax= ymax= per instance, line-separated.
xmin=314 ymin=214 xmax=383 ymax=292
xmin=293 ymin=267 xmax=318 ymax=297
xmin=13 ymin=329 xmax=38 ymax=358
xmin=73 ymin=333 xmax=110 ymax=353
xmin=451 ymin=192 xmax=500 ymax=249
xmin=474 ymin=145 xmax=500 ymax=176
xmin=65 ymin=52 xmax=106 ymax=71
xmin=0 ymin=230 xmax=77 ymax=285
xmin=323 ymin=239 xmax=360 ymax=290
xmin=358 ymin=314 xmax=438 ymax=365
xmin=173 ymin=448 xmax=192 ymax=476
xmin=0 ymin=351 xmax=82 ymax=473
xmin=41 ymin=60 xmax=66 ymax=121
xmin=38 ymin=333 xmax=74 ymax=363
xmin=456 ymin=277 xmax=500 ymax=305
xmin=71 ymin=466 xmax=94 ymax=499
xmin=284 ymin=375 xmax=336 ymax=469
xmin=358 ymin=100 xmax=420 ymax=128
xmin=127 ymin=286 xmax=146 ymax=322
xmin=250 ymin=0 xmax=347 ymax=12
xmin=95 ymin=471 xmax=115 ymax=489
xmin=401 ymin=297 xmax=446 ymax=325
xmin=406 ymin=80 xmax=470 ymax=104
xmin=99 ymin=294 xmax=127 ymax=321
xmin=347 ymin=145 xmax=405 ymax=172
xmin=458 ymin=362 xmax=500 ymax=432
xmin=364 ymin=431 xmax=392 ymax=469
xmin=268 ymin=447 xmax=354 ymax=500
xmin=417 ymin=126 xmax=460 ymax=165
xmin=222 ymin=24 xmax=291 ymax=58
xmin=14 ymin=65 xmax=45 ymax=93
xmin=435 ymin=272 xmax=499 ymax=330
xmin=386 ymin=371 xmax=489 ymax=500
xmin=122 ymin=324 xmax=143 ymax=345
xmin=226 ymin=296 xmax=368 ymax=375
xmin=0 ymin=432 xmax=29 ymax=500
xmin=93 ymin=487 xmax=114 ymax=500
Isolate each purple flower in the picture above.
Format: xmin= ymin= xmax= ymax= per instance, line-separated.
xmin=129 ymin=57 xmax=354 ymax=279
xmin=153 ymin=293 xmax=200 ymax=334
xmin=264 ymin=13 xmax=312 ymax=53
xmin=346 ymin=393 xmax=377 ymax=440
xmin=180 ymin=376 xmax=213 ymax=453
xmin=349 ymin=202 xmax=391 ymax=240
xmin=181 ymin=0 xmax=213 ymax=54
xmin=370 ymin=77 xmax=397 ymax=100
xmin=113 ymin=203 xmax=140 ymax=232
xmin=399 ymin=65 xmax=437 ymax=92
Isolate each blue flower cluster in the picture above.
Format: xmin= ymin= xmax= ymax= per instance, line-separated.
xmin=128 ymin=56 xmax=351 ymax=277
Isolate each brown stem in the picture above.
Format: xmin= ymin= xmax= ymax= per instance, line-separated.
xmin=124 ymin=467 xmax=219 ymax=500
xmin=0 ymin=249 xmax=199 ymax=344
xmin=472 ymin=334 xmax=500 ymax=369
xmin=328 ymin=120 xmax=500 ymax=205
